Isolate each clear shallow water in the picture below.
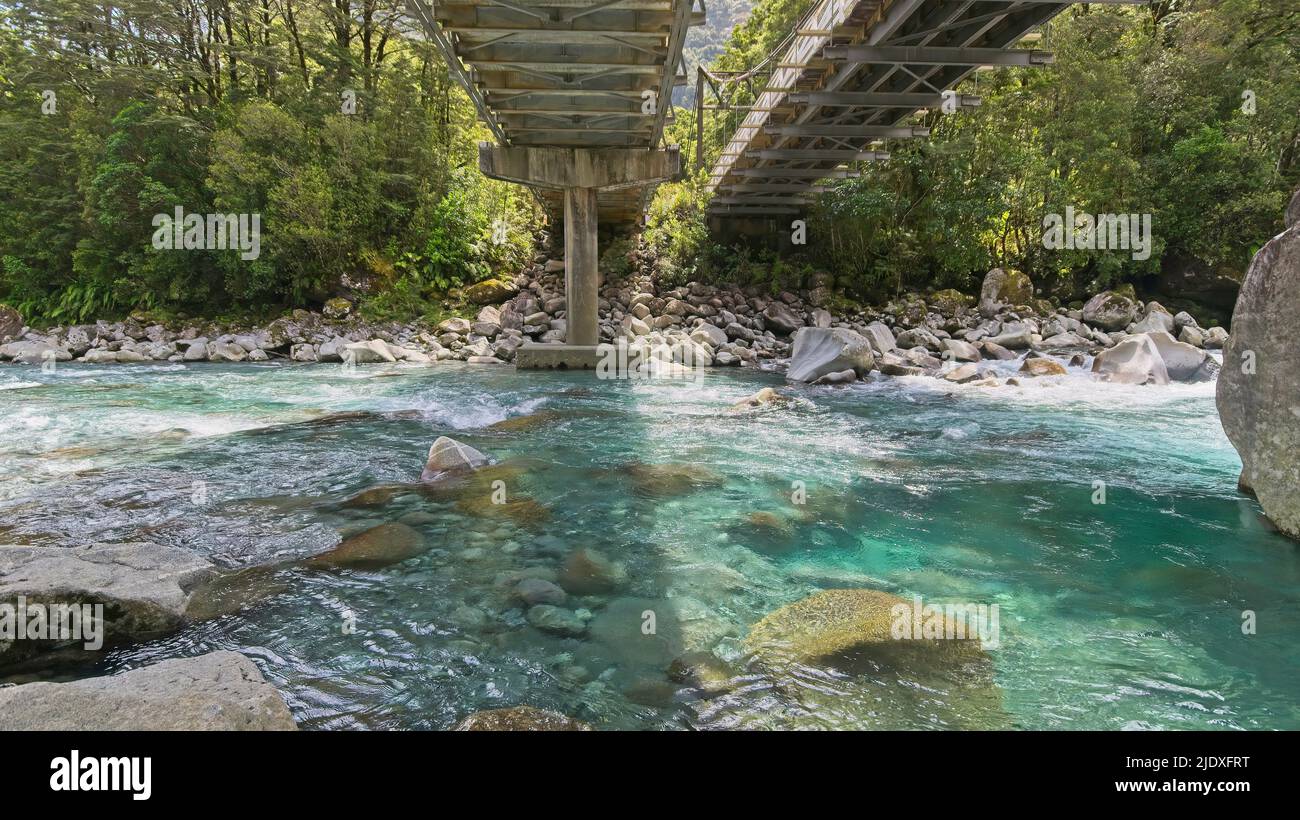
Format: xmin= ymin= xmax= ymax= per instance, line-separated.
xmin=1 ymin=360 xmax=1297 ymax=729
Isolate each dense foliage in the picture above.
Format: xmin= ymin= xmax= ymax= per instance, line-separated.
xmin=656 ymin=0 xmax=1300 ymax=313
xmin=0 ymin=0 xmax=539 ymax=324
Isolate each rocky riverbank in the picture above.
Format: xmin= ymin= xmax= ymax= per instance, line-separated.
xmin=0 ymin=243 xmax=1231 ymax=388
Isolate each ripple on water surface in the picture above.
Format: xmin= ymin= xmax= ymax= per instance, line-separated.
xmin=0 ymin=361 xmax=1296 ymax=729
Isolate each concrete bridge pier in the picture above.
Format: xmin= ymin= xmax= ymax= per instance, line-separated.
xmin=478 ymin=143 xmax=680 ymax=368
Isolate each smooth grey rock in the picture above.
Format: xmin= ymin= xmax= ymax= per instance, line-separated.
xmin=526 ymin=605 xmax=587 ymax=637
xmin=421 ymin=436 xmax=490 ymax=481
xmin=344 ymin=340 xmax=396 ymax=364
xmin=515 ymin=578 xmax=567 ymax=607
xmin=1037 ymin=331 xmax=1090 ymax=350
xmin=1131 ymin=302 xmax=1175 ymax=334
xmin=81 ymin=348 xmax=119 ymax=364
xmin=762 ymin=302 xmax=803 ymax=335
xmin=862 ymin=321 xmax=896 ymax=355
xmin=0 ymin=651 xmax=297 ymax=730
xmin=895 ymin=327 xmax=943 ymax=352
xmin=0 ymin=542 xmax=214 ymax=664
xmin=690 ymin=323 xmax=727 ymax=349
xmin=0 ymin=340 xmax=70 ymax=364
xmin=978 ymin=340 xmax=1016 ymax=360
xmin=978 ymin=268 xmax=1033 ymax=317
xmin=786 ymin=327 xmax=875 ymax=383
xmin=941 ymin=338 xmax=981 ymax=362
xmin=1218 ymin=221 xmax=1300 ymax=537
xmin=1091 ymin=334 xmax=1170 ymax=385
xmin=813 ymin=368 xmax=857 ymax=385
xmin=1082 ymin=290 xmax=1139 ymax=331
xmin=1144 ymin=330 xmax=1214 ymax=381
xmin=943 ymin=362 xmax=980 ymax=383
xmin=207 ymin=341 xmax=246 ymax=363
xmin=985 ymin=328 xmax=1032 ymax=349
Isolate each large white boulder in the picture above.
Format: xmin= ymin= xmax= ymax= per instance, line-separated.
xmin=1091 ymin=334 xmax=1170 ymax=385
xmin=786 ymin=327 xmax=875 ymax=383
xmin=861 ymin=321 xmax=896 ymax=355
xmin=1143 ymin=330 xmax=1216 ymax=381
xmin=421 ymin=436 xmax=491 ymax=481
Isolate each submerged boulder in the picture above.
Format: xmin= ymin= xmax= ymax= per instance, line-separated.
xmin=421 ymin=436 xmax=491 ymax=481
xmin=0 ymin=651 xmax=297 ymax=730
xmin=730 ymin=387 xmax=789 ymax=411
xmin=453 ymin=706 xmax=591 ymax=731
xmin=786 ymin=327 xmax=875 ymax=383
xmin=744 ymin=588 xmax=988 ymax=670
xmin=1218 ymin=211 xmax=1300 ymax=537
xmin=306 ymin=522 xmax=426 ymax=569
xmin=1091 ymin=335 xmax=1170 ymax=385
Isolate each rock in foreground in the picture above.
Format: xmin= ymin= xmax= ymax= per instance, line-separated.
xmin=0 ymin=542 xmax=214 ymax=665
xmin=786 ymin=327 xmax=875 ymax=383
xmin=0 ymin=651 xmax=297 ymax=730
xmin=1218 ymin=212 xmax=1300 ymax=538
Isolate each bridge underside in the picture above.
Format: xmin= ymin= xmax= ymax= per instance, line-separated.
xmin=407 ymin=0 xmax=696 ymax=360
xmin=706 ymin=0 xmax=1078 ymax=224
xmin=408 ymin=0 xmax=696 ymax=225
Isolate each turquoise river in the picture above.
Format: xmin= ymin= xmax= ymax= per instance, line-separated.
xmin=1 ymin=358 xmax=1297 ymax=729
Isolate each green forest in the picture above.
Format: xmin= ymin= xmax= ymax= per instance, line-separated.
xmin=0 ymin=0 xmax=540 ymax=325
xmin=1 ymin=0 xmax=1298 ymax=326
xmin=652 ymin=0 xmax=1299 ymax=321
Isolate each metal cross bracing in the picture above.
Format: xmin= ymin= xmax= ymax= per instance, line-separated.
xmin=702 ymin=0 xmax=1143 ymax=220
xmin=406 ymin=0 xmax=702 ymax=223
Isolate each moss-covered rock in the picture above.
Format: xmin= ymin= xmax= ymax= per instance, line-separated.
xmin=1082 ymin=289 xmax=1140 ymax=331
xmin=929 ymin=288 xmax=973 ymax=315
xmin=322 ymin=297 xmax=352 ymax=319
xmin=463 ymin=278 xmax=519 ymax=305
xmin=623 ymin=462 xmax=725 ymax=498
xmin=978 ymin=268 xmax=1034 ymax=317
xmin=744 ymin=588 xmax=988 ymax=670
xmin=453 ymin=705 xmax=591 ymax=731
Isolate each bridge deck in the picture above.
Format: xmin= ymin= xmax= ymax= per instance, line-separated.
xmin=705 ymin=0 xmax=1077 ymax=219
xmin=407 ymin=0 xmax=698 ymax=224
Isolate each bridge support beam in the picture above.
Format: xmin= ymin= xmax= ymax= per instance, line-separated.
xmin=563 ymin=186 xmax=599 ymax=347
xmin=478 ymin=142 xmax=680 ymax=365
